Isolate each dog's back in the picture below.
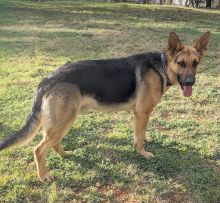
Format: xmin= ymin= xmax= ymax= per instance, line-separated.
xmin=46 ymin=52 xmax=164 ymax=104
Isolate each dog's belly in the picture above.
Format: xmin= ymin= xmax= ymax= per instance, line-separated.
xmin=79 ymin=95 xmax=136 ymax=114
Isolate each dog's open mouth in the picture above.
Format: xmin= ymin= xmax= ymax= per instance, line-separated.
xmin=178 ymin=76 xmax=193 ymax=97
xmin=180 ymin=85 xmax=192 ymax=97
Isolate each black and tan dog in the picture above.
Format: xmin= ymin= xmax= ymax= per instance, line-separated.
xmin=0 ymin=32 xmax=210 ymax=181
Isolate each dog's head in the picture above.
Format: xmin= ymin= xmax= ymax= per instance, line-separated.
xmin=167 ymin=32 xmax=211 ymax=97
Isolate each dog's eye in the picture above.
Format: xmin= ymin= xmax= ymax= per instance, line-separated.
xmin=177 ymin=61 xmax=186 ymax=68
xmin=193 ymin=61 xmax=199 ymax=67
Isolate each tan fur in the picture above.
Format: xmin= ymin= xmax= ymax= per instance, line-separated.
xmin=80 ymin=95 xmax=136 ymax=113
xmin=133 ymin=69 xmax=162 ymax=157
xmin=34 ymin=84 xmax=81 ymax=181
xmin=167 ymin=32 xmax=210 ymax=85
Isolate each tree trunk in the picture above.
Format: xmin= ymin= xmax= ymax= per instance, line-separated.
xmin=195 ymin=0 xmax=199 ymax=7
xmin=206 ymin=0 xmax=212 ymax=7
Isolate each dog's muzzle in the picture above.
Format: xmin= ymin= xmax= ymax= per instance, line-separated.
xmin=177 ymin=75 xmax=195 ymax=97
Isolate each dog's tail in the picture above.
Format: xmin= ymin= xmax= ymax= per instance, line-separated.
xmin=0 ymin=82 xmax=46 ymax=151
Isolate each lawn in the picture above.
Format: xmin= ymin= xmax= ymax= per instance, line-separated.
xmin=0 ymin=0 xmax=220 ymax=202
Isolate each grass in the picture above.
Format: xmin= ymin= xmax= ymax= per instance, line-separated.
xmin=0 ymin=0 xmax=220 ymax=202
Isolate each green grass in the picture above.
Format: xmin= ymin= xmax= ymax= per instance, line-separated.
xmin=0 ymin=0 xmax=220 ymax=202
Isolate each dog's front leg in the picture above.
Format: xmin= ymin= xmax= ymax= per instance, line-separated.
xmin=133 ymin=110 xmax=154 ymax=158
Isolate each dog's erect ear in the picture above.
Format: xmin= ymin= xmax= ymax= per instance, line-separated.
xmin=168 ymin=32 xmax=184 ymax=56
xmin=193 ymin=31 xmax=211 ymax=56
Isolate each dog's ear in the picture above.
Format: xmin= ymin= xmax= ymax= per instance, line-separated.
xmin=193 ymin=31 xmax=211 ymax=56
xmin=168 ymin=32 xmax=184 ymax=56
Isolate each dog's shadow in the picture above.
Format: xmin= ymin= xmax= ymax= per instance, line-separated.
xmin=2 ymin=116 xmax=218 ymax=202
xmin=50 ymin=117 xmax=219 ymax=202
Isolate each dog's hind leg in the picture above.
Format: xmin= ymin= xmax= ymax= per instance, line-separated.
xmin=34 ymin=84 xmax=80 ymax=182
xmin=34 ymin=133 xmax=56 ymax=182
xmin=35 ymin=120 xmax=76 ymax=182
xmin=53 ymin=142 xmax=72 ymax=158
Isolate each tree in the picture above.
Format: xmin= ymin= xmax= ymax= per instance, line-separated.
xmin=206 ymin=0 xmax=212 ymax=7
xmin=185 ymin=0 xmax=195 ymax=7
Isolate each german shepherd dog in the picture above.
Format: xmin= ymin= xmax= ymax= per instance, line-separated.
xmin=0 ymin=32 xmax=210 ymax=181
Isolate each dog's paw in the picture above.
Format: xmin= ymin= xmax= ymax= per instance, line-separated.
xmin=140 ymin=151 xmax=155 ymax=158
xmin=144 ymin=137 xmax=153 ymax=143
xmin=142 ymin=151 xmax=155 ymax=158
xmin=39 ymin=172 xmax=54 ymax=182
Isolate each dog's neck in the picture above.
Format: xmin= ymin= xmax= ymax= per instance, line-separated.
xmin=160 ymin=52 xmax=172 ymax=87
xmin=161 ymin=52 xmax=183 ymax=88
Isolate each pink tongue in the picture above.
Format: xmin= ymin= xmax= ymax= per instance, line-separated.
xmin=183 ymin=86 xmax=192 ymax=97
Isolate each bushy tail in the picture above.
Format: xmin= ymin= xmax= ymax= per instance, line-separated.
xmin=0 ymin=112 xmax=41 ymax=150
xmin=0 ymin=83 xmax=45 ymax=151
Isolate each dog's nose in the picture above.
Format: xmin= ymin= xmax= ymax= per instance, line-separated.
xmin=185 ymin=75 xmax=195 ymax=86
